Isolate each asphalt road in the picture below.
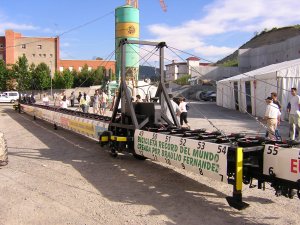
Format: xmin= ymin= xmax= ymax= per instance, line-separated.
xmin=0 ymin=103 xmax=298 ymax=225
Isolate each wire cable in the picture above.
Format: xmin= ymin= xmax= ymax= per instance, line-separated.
xmin=168 ymin=45 xmax=292 ymax=93
xmin=0 ymin=11 xmax=114 ymax=52
xmin=167 ymin=47 xmax=279 ymax=138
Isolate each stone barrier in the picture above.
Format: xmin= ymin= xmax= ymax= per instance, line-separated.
xmin=0 ymin=132 xmax=8 ymax=166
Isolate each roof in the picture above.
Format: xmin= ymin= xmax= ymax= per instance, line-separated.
xmin=165 ymin=62 xmax=187 ymax=66
xmin=218 ymin=58 xmax=300 ymax=83
xmin=186 ymin=57 xmax=200 ymax=61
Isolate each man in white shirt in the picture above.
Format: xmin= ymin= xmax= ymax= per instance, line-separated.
xmin=264 ymin=97 xmax=281 ymax=140
xmin=287 ymin=87 xmax=300 ymax=140
xmin=165 ymin=94 xmax=181 ymax=124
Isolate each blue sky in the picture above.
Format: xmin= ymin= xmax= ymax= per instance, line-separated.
xmin=1 ymin=0 xmax=300 ymax=63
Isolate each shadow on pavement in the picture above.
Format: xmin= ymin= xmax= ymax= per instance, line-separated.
xmin=4 ymin=108 xmax=268 ymax=225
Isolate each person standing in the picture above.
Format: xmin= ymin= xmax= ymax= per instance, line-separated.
xmin=77 ymin=92 xmax=82 ymax=104
xmin=288 ymin=87 xmax=300 ymax=140
xmin=42 ymin=94 xmax=49 ymax=106
xmin=80 ymin=92 xmax=90 ymax=113
xmin=270 ymin=92 xmax=282 ymax=139
xmin=165 ymin=94 xmax=181 ymax=124
xmin=271 ymin=92 xmax=282 ymax=111
xmin=264 ymin=97 xmax=281 ymax=140
xmin=100 ymin=90 xmax=108 ymax=116
xmin=178 ymin=97 xmax=190 ymax=129
xmin=60 ymin=95 xmax=69 ymax=109
xmin=135 ymin=94 xmax=143 ymax=102
xmin=93 ymin=90 xmax=100 ymax=114
xmin=70 ymin=92 xmax=75 ymax=107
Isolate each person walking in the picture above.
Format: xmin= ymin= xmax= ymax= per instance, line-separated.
xmin=288 ymin=87 xmax=300 ymax=141
xmin=178 ymin=97 xmax=190 ymax=129
xmin=264 ymin=97 xmax=281 ymax=140
xmin=70 ymin=91 xmax=75 ymax=107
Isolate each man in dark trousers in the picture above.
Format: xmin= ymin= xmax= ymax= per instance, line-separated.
xmin=77 ymin=92 xmax=82 ymax=104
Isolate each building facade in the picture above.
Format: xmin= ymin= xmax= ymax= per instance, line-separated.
xmin=165 ymin=57 xmax=211 ymax=81
xmin=59 ymin=59 xmax=115 ymax=73
xmin=0 ymin=30 xmax=115 ymax=75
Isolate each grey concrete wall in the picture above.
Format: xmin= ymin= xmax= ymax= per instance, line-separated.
xmin=191 ymin=66 xmax=240 ymax=81
xmin=239 ymin=35 xmax=300 ymax=72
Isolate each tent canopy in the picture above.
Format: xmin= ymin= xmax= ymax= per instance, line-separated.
xmin=218 ymin=58 xmax=300 ymax=83
xmin=217 ymin=58 xmax=300 ymax=119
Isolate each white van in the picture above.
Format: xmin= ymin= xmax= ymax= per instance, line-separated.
xmin=3 ymin=91 xmax=19 ymax=102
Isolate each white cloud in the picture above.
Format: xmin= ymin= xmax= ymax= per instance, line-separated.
xmin=0 ymin=22 xmax=38 ymax=34
xmin=0 ymin=11 xmax=39 ymax=34
xmin=147 ymin=0 xmax=300 ymax=61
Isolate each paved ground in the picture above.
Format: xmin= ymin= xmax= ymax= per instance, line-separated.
xmin=187 ymin=101 xmax=290 ymax=139
xmin=0 ymin=102 xmax=299 ymax=225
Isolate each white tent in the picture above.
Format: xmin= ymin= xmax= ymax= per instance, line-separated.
xmin=217 ymin=58 xmax=300 ymax=119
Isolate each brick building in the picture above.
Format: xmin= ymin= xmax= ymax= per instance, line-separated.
xmin=0 ymin=30 xmax=115 ymax=75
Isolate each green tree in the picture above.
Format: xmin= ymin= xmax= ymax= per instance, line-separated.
xmin=32 ymin=62 xmax=51 ymax=90
xmin=0 ymin=60 xmax=8 ymax=91
xmin=62 ymin=69 xmax=74 ymax=88
xmin=92 ymin=66 xmax=104 ymax=85
xmin=12 ymin=55 xmax=31 ymax=90
xmin=78 ymin=64 xmax=93 ymax=87
xmin=53 ymin=71 xmax=65 ymax=89
xmin=174 ymin=74 xmax=191 ymax=85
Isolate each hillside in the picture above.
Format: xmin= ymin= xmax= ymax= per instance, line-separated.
xmin=217 ymin=25 xmax=300 ymax=65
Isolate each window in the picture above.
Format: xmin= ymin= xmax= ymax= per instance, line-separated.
xmin=0 ymin=44 xmax=4 ymax=48
xmin=69 ymin=67 xmax=73 ymax=71
xmin=59 ymin=67 xmax=64 ymax=72
xmin=21 ymin=44 xmax=26 ymax=49
xmin=32 ymin=54 xmax=36 ymax=57
xmin=0 ymin=54 xmax=3 ymax=60
xmin=50 ymin=54 xmax=53 ymax=58
xmin=88 ymin=67 xmax=92 ymax=71
xmin=37 ymin=45 xmax=42 ymax=49
xmin=39 ymin=54 xmax=42 ymax=57
xmin=78 ymin=67 xmax=82 ymax=72
xmin=43 ymin=54 xmax=46 ymax=58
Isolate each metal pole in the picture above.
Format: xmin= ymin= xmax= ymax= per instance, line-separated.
xmin=50 ymin=61 xmax=53 ymax=98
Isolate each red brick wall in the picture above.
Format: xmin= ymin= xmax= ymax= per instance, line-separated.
xmin=0 ymin=37 xmax=5 ymax=60
xmin=5 ymin=30 xmax=17 ymax=64
xmin=59 ymin=60 xmax=115 ymax=73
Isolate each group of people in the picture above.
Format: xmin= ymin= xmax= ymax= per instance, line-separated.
xmin=91 ymin=89 xmax=108 ymax=115
xmin=167 ymin=94 xmax=191 ymax=129
xmin=264 ymin=88 xmax=300 ymax=141
xmin=42 ymin=90 xmax=109 ymax=115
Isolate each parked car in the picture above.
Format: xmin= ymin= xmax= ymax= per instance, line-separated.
xmin=202 ymin=91 xmax=216 ymax=102
xmin=0 ymin=94 xmax=14 ymax=103
xmin=200 ymin=91 xmax=214 ymax=100
xmin=3 ymin=91 xmax=19 ymax=103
